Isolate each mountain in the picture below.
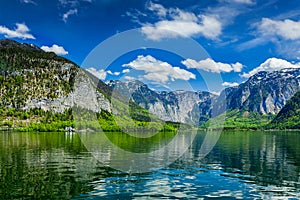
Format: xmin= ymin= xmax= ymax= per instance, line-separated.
xmin=108 ymin=68 xmax=300 ymax=128
xmin=2 ymin=39 xmax=300 ymax=131
xmin=268 ymin=90 xmax=300 ymax=129
xmin=0 ymin=39 xmax=114 ymax=131
xmin=222 ymin=68 xmax=300 ymax=115
xmin=106 ymin=80 xmax=217 ymax=125
xmin=209 ymin=68 xmax=300 ymax=129
xmin=0 ymin=39 xmax=111 ymax=113
xmin=0 ymin=39 xmax=172 ymax=132
xmin=0 ymin=39 xmax=42 ymax=52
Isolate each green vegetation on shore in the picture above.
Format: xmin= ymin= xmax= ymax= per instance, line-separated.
xmin=0 ymin=108 xmax=73 ymax=132
xmin=200 ymin=109 xmax=275 ymax=130
xmin=0 ymin=107 xmax=179 ymax=133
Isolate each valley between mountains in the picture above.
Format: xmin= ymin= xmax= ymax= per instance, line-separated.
xmin=1 ymin=39 xmax=300 ymax=131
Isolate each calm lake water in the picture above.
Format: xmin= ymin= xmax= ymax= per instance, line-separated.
xmin=0 ymin=131 xmax=299 ymax=199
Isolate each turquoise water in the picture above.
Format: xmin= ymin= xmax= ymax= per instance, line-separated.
xmin=0 ymin=131 xmax=299 ymax=199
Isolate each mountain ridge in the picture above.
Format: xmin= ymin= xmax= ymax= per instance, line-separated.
xmin=106 ymin=79 xmax=216 ymax=124
xmin=1 ymin=39 xmax=300 ymax=130
xmin=0 ymin=39 xmax=43 ymax=52
xmin=0 ymin=39 xmax=177 ymax=132
xmin=221 ymin=68 xmax=300 ymax=115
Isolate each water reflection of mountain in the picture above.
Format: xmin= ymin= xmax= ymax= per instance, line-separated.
xmin=189 ymin=131 xmax=300 ymax=188
xmin=0 ymin=132 xmax=100 ymax=199
xmin=0 ymin=131 xmax=299 ymax=199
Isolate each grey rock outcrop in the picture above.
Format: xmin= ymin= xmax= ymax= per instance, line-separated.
xmin=222 ymin=68 xmax=300 ymax=114
xmin=106 ymin=80 xmax=216 ymax=124
xmin=24 ymin=70 xmax=111 ymax=113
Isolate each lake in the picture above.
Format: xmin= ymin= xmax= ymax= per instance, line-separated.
xmin=0 ymin=131 xmax=299 ymax=199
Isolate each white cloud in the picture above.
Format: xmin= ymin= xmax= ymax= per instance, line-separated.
xmin=232 ymin=62 xmax=243 ymax=72
xmin=141 ymin=4 xmax=222 ymax=40
xmin=234 ymin=0 xmax=254 ymax=4
xmin=85 ymin=68 xmax=122 ymax=80
xmin=222 ymin=82 xmax=239 ymax=87
xmin=107 ymin=70 xmax=120 ymax=76
xmin=182 ymin=58 xmax=244 ymax=73
xmin=275 ymin=40 xmax=300 ymax=60
xmin=59 ymin=0 xmax=93 ymax=23
xmin=0 ymin=23 xmax=35 ymax=40
xmin=21 ymin=0 xmax=37 ymax=5
xmin=210 ymin=91 xmax=221 ymax=96
xmin=240 ymin=57 xmax=300 ymax=78
xmin=86 ymin=68 xmax=107 ymax=80
xmin=59 ymin=0 xmax=93 ymax=8
xmin=63 ymin=9 xmax=78 ymax=22
xmin=122 ymin=69 xmax=130 ymax=73
xmin=124 ymin=76 xmax=135 ymax=81
xmin=239 ymin=18 xmax=300 ymax=58
xmin=239 ymin=18 xmax=300 ymax=56
xmin=148 ymin=2 xmax=167 ymax=18
xmin=41 ymin=44 xmax=68 ymax=55
xmin=219 ymin=0 xmax=254 ymax=5
xmin=257 ymin=18 xmax=300 ymax=40
xmin=237 ymin=37 xmax=266 ymax=51
xmin=59 ymin=0 xmax=79 ymax=7
xmin=122 ymin=55 xmax=196 ymax=84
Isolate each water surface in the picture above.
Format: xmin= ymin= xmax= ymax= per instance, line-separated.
xmin=0 ymin=131 xmax=299 ymax=199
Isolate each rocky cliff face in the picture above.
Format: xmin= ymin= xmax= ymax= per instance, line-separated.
xmin=222 ymin=68 xmax=300 ymax=114
xmin=0 ymin=39 xmax=111 ymax=114
xmin=24 ymin=70 xmax=111 ymax=113
xmin=269 ymin=90 xmax=300 ymax=128
xmin=106 ymin=80 xmax=216 ymax=124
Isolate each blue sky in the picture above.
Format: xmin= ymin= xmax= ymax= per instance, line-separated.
xmin=1 ymin=0 xmax=300 ymax=92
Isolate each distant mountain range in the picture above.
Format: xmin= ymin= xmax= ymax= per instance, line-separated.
xmin=106 ymin=80 xmax=216 ymax=124
xmin=0 ymin=39 xmax=300 ymax=130
xmin=107 ymin=68 xmax=300 ymax=128
xmin=221 ymin=68 xmax=300 ymax=115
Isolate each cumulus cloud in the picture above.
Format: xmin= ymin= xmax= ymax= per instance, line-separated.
xmin=141 ymin=3 xmax=222 ymax=40
xmin=240 ymin=18 xmax=300 ymax=52
xmin=41 ymin=44 xmax=69 ymax=55
xmin=222 ymin=82 xmax=239 ymax=87
xmin=107 ymin=70 xmax=120 ymax=76
xmin=85 ymin=68 xmax=122 ymax=80
xmin=124 ymin=76 xmax=135 ymax=81
xmin=63 ymin=9 xmax=78 ymax=22
xmin=0 ymin=23 xmax=35 ymax=40
xmin=232 ymin=62 xmax=244 ymax=72
xmin=257 ymin=18 xmax=300 ymax=40
xmin=240 ymin=57 xmax=300 ymax=78
xmin=86 ymin=68 xmax=107 ymax=80
xmin=122 ymin=69 xmax=130 ymax=73
xmin=182 ymin=58 xmax=243 ymax=73
xmin=122 ymin=55 xmax=196 ymax=84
